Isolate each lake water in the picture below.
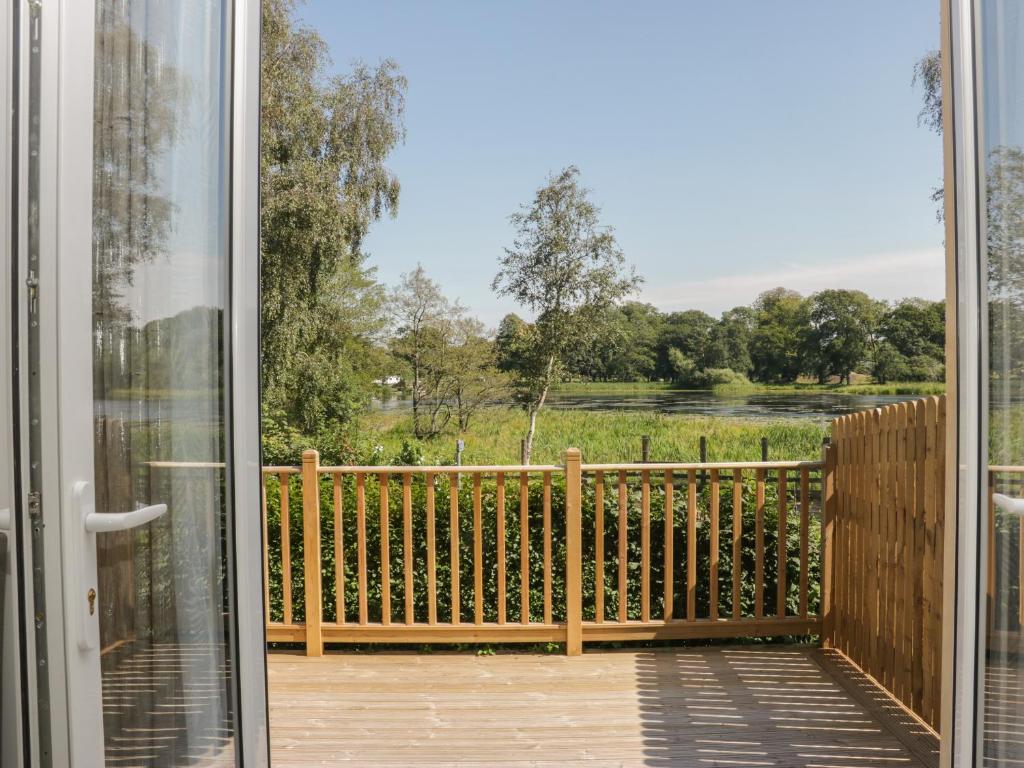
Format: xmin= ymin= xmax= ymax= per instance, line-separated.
xmin=374 ymin=390 xmax=922 ymax=423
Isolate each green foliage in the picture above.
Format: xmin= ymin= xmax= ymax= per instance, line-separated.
xmin=750 ymin=289 xmax=812 ymax=384
xmin=492 ymin=166 xmax=641 ymax=460
xmin=805 ymin=290 xmax=885 ymax=384
xmin=260 ymin=0 xmax=404 ymax=445
xmin=366 ymin=408 xmax=827 ymax=466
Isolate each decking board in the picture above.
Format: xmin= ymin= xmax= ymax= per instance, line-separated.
xmin=268 ymin=645 xmax=939 ymax=767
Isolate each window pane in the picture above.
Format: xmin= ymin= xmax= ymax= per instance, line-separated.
xmin=92 ymin=0 xmax=235 ymax=764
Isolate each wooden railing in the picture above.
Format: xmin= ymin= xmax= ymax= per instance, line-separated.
xmin=262 ymin=450 xmax=827 ymax=656
xmin=822 ymin=395 xmax=946 ymax=732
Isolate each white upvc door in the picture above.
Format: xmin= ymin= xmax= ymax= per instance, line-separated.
xmin=946 ymin=0 xmax=1024 ymax=766
xmin=20 ymin=0 xmax=267 ymax=765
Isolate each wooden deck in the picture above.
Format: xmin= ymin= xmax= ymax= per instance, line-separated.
xmin=268 ymin=646 xmax=939 ymax=767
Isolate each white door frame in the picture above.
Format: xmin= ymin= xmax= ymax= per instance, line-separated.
xmin=1 ymin=0 xmax=29 ymax=765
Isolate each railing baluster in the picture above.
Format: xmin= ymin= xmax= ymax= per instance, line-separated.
xmin=710 ymin=469 xmax=720 ymax=621
xmin=450 ymin=476 xmax=460 ymax=625
xmin=663 ymin=470 xmax=674 ymax=621
xmin=519 ymin=472 xmax=529 ymax=624
xmin=497 ymin=472 xmax=506 ymax=625
xmin=380 ymin=472 xmax=391 ymax=626
xmin=403 ymin=473 xmax=414 ymax=625
xmin=618 ymin=471 xmax=628 ymax=623
xmin=755 ymin=468 xmax=765 ymax=620
xmin=595 ymin=471 xmax=605 ymax=623
xmin=302 ymin=450 xmax=323 ymax=656
xmin=426 ymin=472 xmax=437 ymax=625
xmin=474 ymin=473 xmax=484 ymax=626
xmin=733 ymin=469 xmax=742 ymax=620
xmin=800 ymin=466 xmax=810 ymax=619
xmin=565 ymin=449 xmax=583 ymax=655
xmin=356 ymin=472 xmax=368 ymax=625
xmin=261 ymin=473 xmax=270 ymax=626
xmin=543 ymin=471 xmax=552 ymax=625
xmin=687 ymin=468 xmax=697 ymax=622
xmin=641 ymin=470 xmax=650 ymax=623
xmin=777 ymin=469 xmax=787 ymax=618
xmin=279 ymin=472 xmax=292 ymax=626
xmin=334 ymin=474 xmax=344 ymax=624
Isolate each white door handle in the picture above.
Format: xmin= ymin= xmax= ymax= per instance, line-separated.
xmin=70 ymin=481 xmax=168 ymax=650
xmin=85 ymin=503 xmax=167 ymax=533
xmin=993 ymin=493 xmax=1024 ymax=517
xmin=0 ymin=507 xmax=9 ymax=531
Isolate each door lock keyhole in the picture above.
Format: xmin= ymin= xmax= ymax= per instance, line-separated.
xmin=87 ymin=588 xmax=96 ymax=616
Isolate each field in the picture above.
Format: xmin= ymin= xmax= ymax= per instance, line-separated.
xmin=363 ymin=407 xmax=829 ymax=466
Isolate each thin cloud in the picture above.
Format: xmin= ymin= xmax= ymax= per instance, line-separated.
xmin=641 ymin=248 xmax=945 ymax=316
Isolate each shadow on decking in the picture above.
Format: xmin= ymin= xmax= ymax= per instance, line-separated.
xmin=635 ymin=646 xmax=939 ymax=768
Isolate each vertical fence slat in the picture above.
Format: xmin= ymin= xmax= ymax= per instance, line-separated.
xmin=710 ymin=469 xmax=720 ymax=621
xmin=403 ymin=473 xmax=414 ymax=626
xmin=280 ymin=472 xmax=292 ymax=625
xmin=777 ymin=469 xmax=787 ymax=619
xmin=543 ymin=471 xmax=552 ymax=625
xmin=732 ymin=469 xmax=743 ymax=620
xmin=426 ymin=473 xmax=437 ymax=625
xmin=519 ymin=472 xmax=529 ymax=624
xmin=301 ymin=451 xmax=323 ymax=656
xmin=641 ymin=470 xmax=651 ymax=623
xmin=474 ymin=473 xmax=483 ymax=626
xmin=687 ymin=468 xmax=697 ymax=622
xmin=595 ymin=471 xmax=605 ymax=623
xmin=334 ymin=474 xmax=344 ymax=624
xmin=450 ymin=477 xmax=460 ymax=625
xmin=618 ymin=471 xmax=628 ymax=623
xmin=664 ymin=470 xmax=674 ymax=622
xmin=799 ymin=466 xmax=809 ymax=619
xmin=356 ymin=472 xmax=368 ymax=625
xmin=565 ymin=449 xmax=583 ymax=655
xmin=261 ymin=474 xmax=270 ymax=626
xmin=380 ymin=472 xmax=391 ymax=626
xmin=497 ymin=472 xmax=506 ymax=625
xmin=755 ymin=468 xmax=765 ymax=620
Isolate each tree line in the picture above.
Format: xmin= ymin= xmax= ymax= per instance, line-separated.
xmin=516 ymin=289 xmax=946 ymax=388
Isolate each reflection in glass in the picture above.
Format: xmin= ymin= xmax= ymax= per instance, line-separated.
xmin=983 ymin=2 xmax=1024 ymax=765
xmin=92 ymin=0 xmax=234 ymax=764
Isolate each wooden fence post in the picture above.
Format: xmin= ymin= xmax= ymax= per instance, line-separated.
xmin=302 ymin=449 xmax=324 ymax=657
xmin=565 ymin=448 xmax=583 ymax=656
xmin=821 ymin=441 xmax=836 ymax=648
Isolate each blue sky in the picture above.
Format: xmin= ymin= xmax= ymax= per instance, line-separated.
xmin=298 ymin=1 xmax=944 ymax=327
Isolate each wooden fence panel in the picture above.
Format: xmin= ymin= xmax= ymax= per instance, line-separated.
xmin=824 ymin=395 xmax=946 ymax=733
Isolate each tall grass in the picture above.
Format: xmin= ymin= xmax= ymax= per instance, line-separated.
xmin=363 ymin=407 xmax=828 ymax=466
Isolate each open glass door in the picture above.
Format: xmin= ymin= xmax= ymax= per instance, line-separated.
xmin=948 ymin=0 xmax=1024 ymax=764
xmin=19 ymin=0 xmax=266 ymax=764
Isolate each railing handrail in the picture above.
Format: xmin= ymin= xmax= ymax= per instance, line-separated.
xmin=260 ymin=459 xmax=826 ymax=475
xmin=318 ymin=464 xmax=564 ymax=474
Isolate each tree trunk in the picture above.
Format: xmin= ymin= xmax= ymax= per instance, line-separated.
xmin=523 ymin=357 xmax=555 ymax=464
xmin=411 ymin=355 xmax=422 ymax=438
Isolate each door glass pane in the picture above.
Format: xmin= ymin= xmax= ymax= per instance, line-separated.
xmin=92 ymin=0 xmax=235 ymax=764
xmin=982 ymin=2 xmax=1024 ymax=765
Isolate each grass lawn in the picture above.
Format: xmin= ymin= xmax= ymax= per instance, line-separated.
xmin=363 ymin=407 xmax=829 ymax=466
